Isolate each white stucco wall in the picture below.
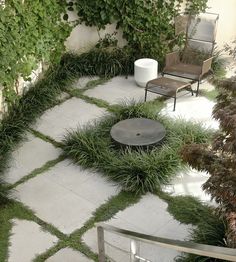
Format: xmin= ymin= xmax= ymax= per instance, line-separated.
xmin=65 ymin=11 xmax=126 ymax=52
xmin=207 ymin=0 xmax=236 ymax=49
xmin=65 ymin=1 xmax=236 ymax=52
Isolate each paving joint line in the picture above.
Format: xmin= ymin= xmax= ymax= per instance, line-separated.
xmin=8 ymin=155 xmax=65 ymax=189
xmin=33 ymin=191 xmax=142 ymax=261
xmin=29 ymin=128 xmax=63 ymax=148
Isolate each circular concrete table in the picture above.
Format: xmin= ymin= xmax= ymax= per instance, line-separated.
xmin=134 ymin=58 xmax=158 ymax=87
xmin=110 ymin=118 xmax=166 ymax=147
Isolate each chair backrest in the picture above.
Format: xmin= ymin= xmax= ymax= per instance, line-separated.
xmin=175 ymin=12 xmax=219 ymax=64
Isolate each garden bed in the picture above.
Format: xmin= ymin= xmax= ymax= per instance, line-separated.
xmin=62 ymin=102 xmax=212 ymax=193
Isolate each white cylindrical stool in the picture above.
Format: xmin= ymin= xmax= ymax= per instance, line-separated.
xmin=134 ymin=58 xmax=158 ymax=87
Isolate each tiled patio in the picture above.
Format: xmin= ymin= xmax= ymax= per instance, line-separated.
xmin=4 ymin=76 xmax=216 ymax=261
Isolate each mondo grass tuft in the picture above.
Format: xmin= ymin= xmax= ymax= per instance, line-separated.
xmin=62 ymin=102 xmax=213 ymax=193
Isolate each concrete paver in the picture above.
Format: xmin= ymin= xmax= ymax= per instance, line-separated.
xmin=33 ymin=97 xmax=107 ymax=141
xmin=83 ymin=194 xmax=192 ymax=262
xmin=15 ymin=160 xmax=119 ymax=234
xmin=46 ymin=248 xmax=93 ymax=262
xmin=8 ymin=219 xmax=57 ymax=262
xmin=161 ymin=95 xmax=218 ymax=129
xmin=163 ymin=167 xmax=211 ymax=202
xmin=84 ymin=76 xmax=157 ymax=105
xmin=4 ymin=133 xmax=60 ymax=184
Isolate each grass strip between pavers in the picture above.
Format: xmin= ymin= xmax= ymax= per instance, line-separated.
xmin=0 ymin=49 xmax=139 ymax=260
xmin=29 ymin=128 xmax=63 ymax=148
xmin=80 ymin=77 xmax=111 ymax=92
xmin=33 ymin=191 xmax=142 ymax=262
xmin=0 ymin=200 xmax=67 ymax=262
xmin=8 ymin=155 xmax=65 ymax=190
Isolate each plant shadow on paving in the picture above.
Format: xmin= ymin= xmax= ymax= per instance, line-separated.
xmin=62 ymin=101 xmax=213 ymax=194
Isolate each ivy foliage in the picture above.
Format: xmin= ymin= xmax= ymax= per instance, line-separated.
xmin=0 ymin=0 xmax=72 ymax=104
xmin=73 ymin=0 xmax=208 ymax=63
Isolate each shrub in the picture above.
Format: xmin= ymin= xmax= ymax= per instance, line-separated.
xmin=182 ymin=77 xmax=236 ymax=247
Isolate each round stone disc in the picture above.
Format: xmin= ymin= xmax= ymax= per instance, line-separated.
xmin=110 ymin=118 xmax=166 ymax=147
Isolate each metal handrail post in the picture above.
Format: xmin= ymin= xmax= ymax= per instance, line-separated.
xmin=130 ymin=239 xmax=140 ymax=262
xmin=97 ymin=226 xmax=106 ymax=262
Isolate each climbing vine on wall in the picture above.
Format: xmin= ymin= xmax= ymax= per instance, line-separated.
xmin=72 ymin=0 xmax=208 ymax=63
xmin=0 ymin=0 xmax=72 ymax=105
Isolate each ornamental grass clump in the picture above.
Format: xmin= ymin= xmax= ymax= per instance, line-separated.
xmin=62 ymin=102 xmax=212 ymax=193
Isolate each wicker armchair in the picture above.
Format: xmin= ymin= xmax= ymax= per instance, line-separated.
xmin=163 ymin=50 xmax=213 ymax=96
xmin=163 ymin=12 xmax=219 ymax=96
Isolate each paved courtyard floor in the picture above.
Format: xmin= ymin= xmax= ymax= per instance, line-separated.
xmin=3 ymin=75 xmax=217 ymax=261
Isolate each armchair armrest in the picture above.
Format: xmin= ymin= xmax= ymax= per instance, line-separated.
xmin=201 ymin=57 xmax=213 ymax=76
xmin=165 ymin=51 xmax=180 ymax=68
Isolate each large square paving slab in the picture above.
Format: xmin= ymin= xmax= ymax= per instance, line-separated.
xmin=84 ymin=76 xmax=157 ymax=105
xmin=4 ymin=133 xmax=60 ymax=184
xmin=83 ymin=194 xmax=192 ymax=262
xmin=163 ymin=167 xmax=212 ymax=203
xmin=33 ymin=97 xmax=107 ymax=141
xmin=161 ymin=95 xmax=218 ymax=129
xmin=15 ymin=160 xmax=119 ymax=234
xmin=46 ymin=248 xmax=92 ymax=262
xmin=8 ymin=219 xmax=57 ymax=262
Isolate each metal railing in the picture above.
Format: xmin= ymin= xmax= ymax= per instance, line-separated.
xmin=97 ymin=223 xmax=236 ymax=262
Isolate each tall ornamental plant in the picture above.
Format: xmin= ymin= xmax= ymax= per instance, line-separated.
xmin=182 ymin=77 xmax=236 ymax=247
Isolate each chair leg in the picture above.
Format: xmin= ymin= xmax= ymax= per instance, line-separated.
xmin=191 ymin=86 xmax=194 ymax=96
xmin=196 ymin=80 xmax=200 ymax=97
xmin=144 ymin=89 xmax=148 ymax=102
xmin=173 ymin=96 xmax=177 ymax=111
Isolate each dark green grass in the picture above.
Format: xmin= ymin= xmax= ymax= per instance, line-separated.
xmin=62 ymin=102 xmax=213 ymax=193
xmin=61 ymin=47 xmax=135 ymax=78
xmin=157 ymin=192 xmax=227 ymax=262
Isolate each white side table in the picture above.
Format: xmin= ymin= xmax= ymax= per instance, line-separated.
xmin=134 ymin=58 xmax=158 ymax=87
